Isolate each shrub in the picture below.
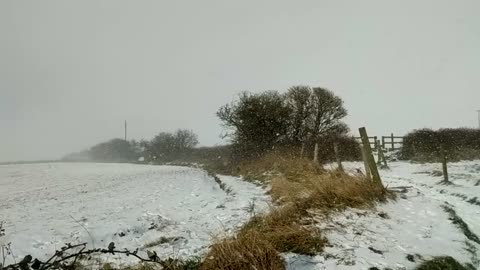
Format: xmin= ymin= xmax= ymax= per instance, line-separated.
xmin=217 ymin=91 xmax=293 ymax=156
xmin=400 ymin=128 xmax=480 ymax=161
xmin=217 ymin=86 xmax=349 ymax=159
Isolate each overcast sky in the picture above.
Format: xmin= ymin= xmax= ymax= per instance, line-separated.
xmin=1 ymin=0 xmax=479 ymax=162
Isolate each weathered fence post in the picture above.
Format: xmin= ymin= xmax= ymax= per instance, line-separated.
xmin=313 ymin=141 xmax=319 ymax=163
xmin=441 ymin=146 xmax=449 ymax=183
xmin=359 ymin=127 xmax=383 ymax=186
xmin=376 ymin=140 xmax=382 ymax=166
xmin=376 ymin=140 xmax=388 ymax=168
xmin=333 ymin=142 xmax=344 ymax=172
xmin=361 ymin=145 xmax=371 ymax=180
xmin=391 ymin=133 xmax=395 ymax=151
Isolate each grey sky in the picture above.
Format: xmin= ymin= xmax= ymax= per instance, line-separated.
xmin=1 ymin=0 xmax=479 ymax=162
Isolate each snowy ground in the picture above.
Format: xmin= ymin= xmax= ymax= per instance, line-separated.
xmin=2 ymin=161 xmax=479 ymax=269
xmin=0 ymin=163 xmax=269 ymax=266
xmin=286 ymin=160 xmax=480 ymax=270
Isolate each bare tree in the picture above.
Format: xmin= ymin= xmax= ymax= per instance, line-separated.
xmin=285 ymin=86 xmax=348 ymax=159
xmin=217 ymin=87 xmax=348 ymax=160
xmin=149 ymin=129 xmax=199 ymax=158
xmin=309 ymin=87 xmax=347 ymax=137
xmin=173 ymin=129 xmax=199 ymax=150
xmin=285 ymin=86 xmax=313 ymax=157
xmin=307 ymin=88 xmax=348 ymax=162
xmin=217 ymin=91 xmax=292 ymax=155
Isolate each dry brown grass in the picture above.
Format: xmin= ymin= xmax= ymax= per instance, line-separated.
xmin=271 ymin=171 xmax=390 ymax=212
xmin=201 ymin=202 xmax=325 ymax=269
xmin=239 ymin=205 xmax=325 ymax=255
xmin=200 ymin=231 xmax=285 ymax=270
xmin=236 ymin=151 xmax=323 ymax=183
xmin=201 ymin=152 xmax=392 ymax=270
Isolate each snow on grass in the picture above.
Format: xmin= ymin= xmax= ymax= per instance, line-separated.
xmin=0 ymin=163 xmax=269 ymax=265
xmin=284 ymin=161 xmax=480 ymax=269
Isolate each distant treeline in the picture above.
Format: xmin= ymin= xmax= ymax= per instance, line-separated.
xmin=0 ymin=160 xmax=61 ymax=165
xmin=64 ymin=85 xmax=364 ymax=166
xmin=400 ymin=128 xmax=480 ymax=161
xmin=63 ymin=129 xmax=199 ymax=163
xmin=63 ymin=139 xmax=140 ymax=163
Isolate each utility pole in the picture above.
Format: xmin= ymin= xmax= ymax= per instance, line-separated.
xmin=124 ymin=120 xmax=127 ymax=141
xmin=477 ymin=110 xmax=480 ymax=129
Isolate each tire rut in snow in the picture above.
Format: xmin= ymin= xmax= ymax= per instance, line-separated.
xmin=449 ymin=193 xmax=480 ymax=207
xmin=441 ymin=204 xmax=480 ymax=245
xmin=442 ymin=204 xmax=480 ymax=268
xmin=206 ymin=170 xmax=232 ymax=194
xmin=466 ymin=197 xmax=480 ymax=206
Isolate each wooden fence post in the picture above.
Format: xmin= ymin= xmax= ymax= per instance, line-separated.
xmin=333 ymin=142 xmax=344 ymax=172
xmin=391 ymin=133 xmax=394 ymax=151
xmin=441 ymin=147 xmax=449 ymax=183
xmin=376 ymin=140 xmax=382 ymax=165
xmin=361 ymin=145 xmax=371 ymax=180
xmin=313 ymin=141 xmax=319 ymax=163
xmin=376 ymin=140 xmax=388 ymax=168
xmin=359 ymin=127 xmax=383 ymax=186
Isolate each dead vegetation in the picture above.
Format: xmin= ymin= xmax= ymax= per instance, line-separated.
xmin=234 ymin=150 xmax=324 ymax=183
xmin=271 ymin=171 xmax=390 ymax=211
xmin=200 ymin=232 xmax=284 ymax=270
xmin=238 ymin=205 xmax=326 ymax=255
xmin=200 ymin=153 xmax=392 ymax=270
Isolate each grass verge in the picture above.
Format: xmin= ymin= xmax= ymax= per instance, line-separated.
xmin=200 ymin=154 xmax=392 ymax=270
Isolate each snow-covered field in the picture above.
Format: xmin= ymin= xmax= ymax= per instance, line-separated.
xmin=0 ymin=163 xmax=269 ymax=265
xmin=2 ymin=160 xmax=480 ymax=269
xmin=286 ymin=161 xmax=480 ymax=270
